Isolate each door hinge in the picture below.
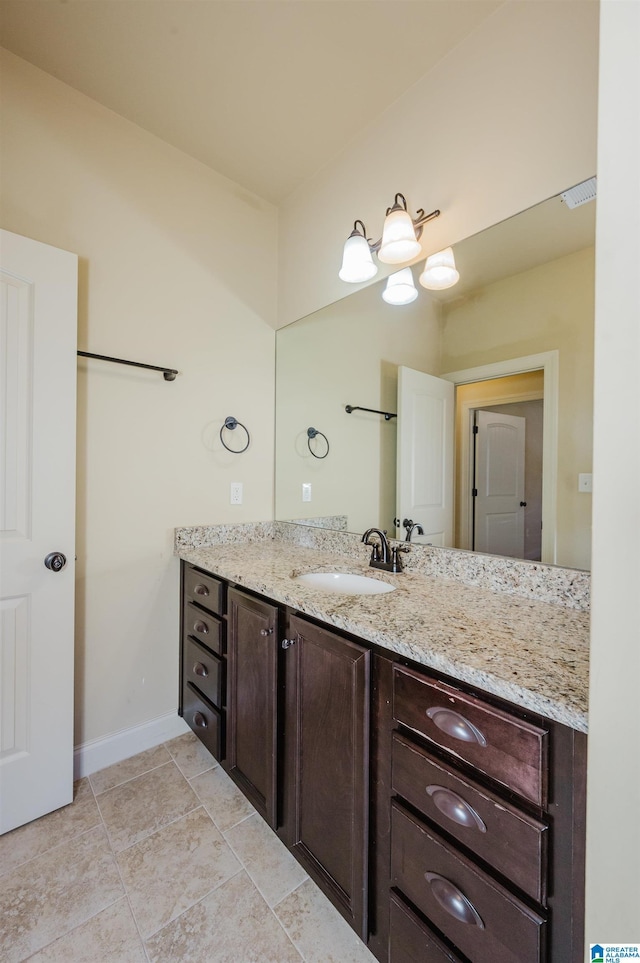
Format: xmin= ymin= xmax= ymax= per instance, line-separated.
xmin=472 ymin=488 xmax=478 ymax=497
xmin=472 ymin=425 xmax=479 ymax=434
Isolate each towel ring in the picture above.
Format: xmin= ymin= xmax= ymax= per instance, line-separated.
xmin=220 ymin=416 xmax=250 ymax=453
xmin=307 ymin=427 xmax=329 ymax=459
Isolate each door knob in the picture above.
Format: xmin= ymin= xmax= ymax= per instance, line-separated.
xmin=44 ymin=552 xmax=67 ymax=572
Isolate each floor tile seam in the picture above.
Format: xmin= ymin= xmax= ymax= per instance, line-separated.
xmin=139 ymin=864 xmax=248 ymax=945
xmin=0 ymin=819 xmax=107 ymax=882
xmin=173 ymin=761 xmax=217 ymax=780
xmin=262 ymin=870 xmax=312 ymax=910
xmin=263 ymin=887 xmax=307 ymax=962
xmin=209 ymin=802 xmax=257 ymax=833
xmin=220 ymin=818 xmax=311 ymax=907
xmin=271 ymin=876 xmax=311 ymax=915
xmin=90 ymin=756 xmax=177 ymax=799
xmin=19 ymin=893 xmax=127 ymax=963
xmin=110 ymin=853 xmax=152 ymax=963
xmin=161 ymin=739 xmax=219 ymax=781
xmin=0 ymin=777 xmax=100 ymax=880
xmin=107 ymin=799 xmax=205 ymax=857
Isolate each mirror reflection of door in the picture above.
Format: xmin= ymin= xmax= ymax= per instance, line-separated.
xmin=455 ymin=371 xmax=544 ymax=558
xmin=473 ymin=409 xmax=525 ymax=557
xmin=473 ymin=402 xmax=543 ymax=560
xmin=396 ymin=366 xmax=455 ymax=546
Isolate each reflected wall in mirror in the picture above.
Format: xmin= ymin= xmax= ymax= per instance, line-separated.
xmin=275 ymin=188 xmax=595 ymax=570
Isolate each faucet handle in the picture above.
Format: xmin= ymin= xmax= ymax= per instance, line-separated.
xmin=390 ymin=543 xmax=410 ymax=572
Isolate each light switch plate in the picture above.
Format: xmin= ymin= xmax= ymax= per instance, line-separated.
xmin=578 ymin=473 xmax=593 ymax=493
xmin=302 ymin=483 xmax=312 ymax=503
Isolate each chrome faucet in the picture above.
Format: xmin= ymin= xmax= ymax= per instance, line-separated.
xmin=403 ymin=518 xmax=424 ymax=542
xmin=362 ymin=528 xmax=390 ymax=565
xmin=362 ymin=528 xmax=409 ymax=573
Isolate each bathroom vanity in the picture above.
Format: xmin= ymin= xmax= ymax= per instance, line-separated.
xmin=177 ymin=530 xmax=588 ymax=963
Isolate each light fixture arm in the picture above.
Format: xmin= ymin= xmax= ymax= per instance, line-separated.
xmin=338 ymin=193 xmax=442 ymax=285
xmin=354 ymin=202 xmax=441 ymax=255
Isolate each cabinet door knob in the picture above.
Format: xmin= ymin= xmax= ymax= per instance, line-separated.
xmin=426 ymin=785 xmax=487 ymax=832
xmin=193 ymin=711 xmax=208 ymax=729
xmin=193 ymin=620 xmax=209 ymax=634
xmin=260 ymin=627 xmax=274 ymax=637
xmin=426 ymin=707 xmax=488 ymax=747
xmin=194 ymin=583 xmax=210 ymax=597
xmin=424 ymin=873 xmax=485 ymax=929
xmin=281 ymin=638 xmax=296 ymax=649
xmin=193 ymin=662 xmax=209 ymax=678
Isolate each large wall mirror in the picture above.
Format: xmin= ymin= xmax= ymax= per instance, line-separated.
xmin=275 ymin=186 xmax=595 ymax=571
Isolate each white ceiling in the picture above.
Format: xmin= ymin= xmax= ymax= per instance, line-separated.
xmin=0 ymin=0 xmax=503 ymax=203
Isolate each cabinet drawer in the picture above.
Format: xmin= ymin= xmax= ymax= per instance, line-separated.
xmin=183 ymin=683 xmax=224 ymax=762
xmin=393 ymin=665 xmax=548 ymax=806
xmin=391 ymin=802 xmax=545 ymax=963
xmin=184 ymin=566 xmax=224 ymax=616
xmin=392 ymin=733 xmax=547 ymax=903
xmin=183 ymin=636 xmax=225 ymax=709
xmin=390 ymin=891 xmax=464 ymax=963
xmin=183 ymin=601 xmax=224 ymax=655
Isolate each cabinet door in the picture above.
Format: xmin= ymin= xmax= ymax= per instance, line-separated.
xmin=285 ymin=615 xmax=370 ymax=940
xmin=227 ymin=588 xmax=279 ymax=827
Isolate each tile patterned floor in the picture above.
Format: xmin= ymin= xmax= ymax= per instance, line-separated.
xmin=0 ymin=732 xmax=377 ymax=963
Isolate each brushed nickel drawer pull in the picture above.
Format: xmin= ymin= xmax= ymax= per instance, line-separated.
xmin=426 ymin=785 xmax=487 ymax=833
xmin=194 ymin=583 xmax=210 ymax=597
xmin=424 ymin=872 xmax=485 ymax=929
xmin=260 ymin=628 xmax=274 ymax=637
xmin=193 ymin=620 xmax=209 ymax=634
xmin=193 ymin=662 xmax=209 ymax=678
xmin=426 ymin=707 xmax=488 ymax=747
xmin=193 ymin=711 xmax=208 ymax=729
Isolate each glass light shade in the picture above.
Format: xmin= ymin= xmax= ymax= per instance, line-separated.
xmin=419 ymin=247 xmax=460 ymax=290
xmin=382 ymin=267 xmax=418 ymax=305
xmin=378 ymin=209 xmax=422 ymax=264
xmin=338 ymin=233 xmax=378 ymax=283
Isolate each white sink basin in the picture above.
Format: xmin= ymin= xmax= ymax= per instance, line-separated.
xmin=294 ymin=572 xmax=395 ymax=595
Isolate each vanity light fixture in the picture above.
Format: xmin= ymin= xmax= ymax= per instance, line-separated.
xmin=382 ymin=267 xmax=419 ymax=305
xmin=338 ymin=194 xmax=440 ymax=283
xmin=419 ymin=246 xmax=460 ymax=290
xmin=338 ymin=221 xmax=378 ymax=283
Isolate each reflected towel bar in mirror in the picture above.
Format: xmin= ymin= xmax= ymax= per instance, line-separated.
xmin=345 ymin=405 xmax=397 ymax=421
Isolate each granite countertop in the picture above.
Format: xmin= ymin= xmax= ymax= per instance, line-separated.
xmin=177 ymin=540 xmax=589 ymax=733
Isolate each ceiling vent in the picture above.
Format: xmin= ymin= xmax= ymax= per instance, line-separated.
xmin=561 ymin=177 xmax=597 ymax=209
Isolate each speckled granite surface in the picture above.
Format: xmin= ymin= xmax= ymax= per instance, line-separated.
xmin=176 ymin=521 xmax=590 ymax=611
xmin=176 ymin=534 xmax=589 ymax=733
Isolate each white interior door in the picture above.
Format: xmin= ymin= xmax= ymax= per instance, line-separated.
xmin=396 ymin=366 xmax=454 ymax=546
xmin=473 ymin=409 xmax=526 ymax=557
xmin=0 ymin=230 xmax=77 ymax=834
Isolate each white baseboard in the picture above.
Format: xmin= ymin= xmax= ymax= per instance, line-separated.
xmin=74 ymin=710 xmax=190 ymax=779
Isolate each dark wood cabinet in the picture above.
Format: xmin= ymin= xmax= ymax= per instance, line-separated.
xmin=179 ymin=564 xmax=226 ymax=762
xmin=226 ymin=587 xmax=279 ymax=827
xmin=384 ymin=661 xmax=586 ymax=963
xmin=178 ymin=561 xmax=586 ymax=963
xmin=282 ymin=614 xmax=370 ymax=940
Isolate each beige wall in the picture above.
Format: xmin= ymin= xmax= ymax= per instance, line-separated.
xmin=442 ymin=247 xmax=595 ymax=570
xmin=278 ymin=0 xmax=598 ymax=327
xmin=275 ymin=283 xmax=441 ymax=533
xmin=586 ymin=0 xmax=640 ymax=939
xmin=0 ymin=50 xmax=278 ymax=746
